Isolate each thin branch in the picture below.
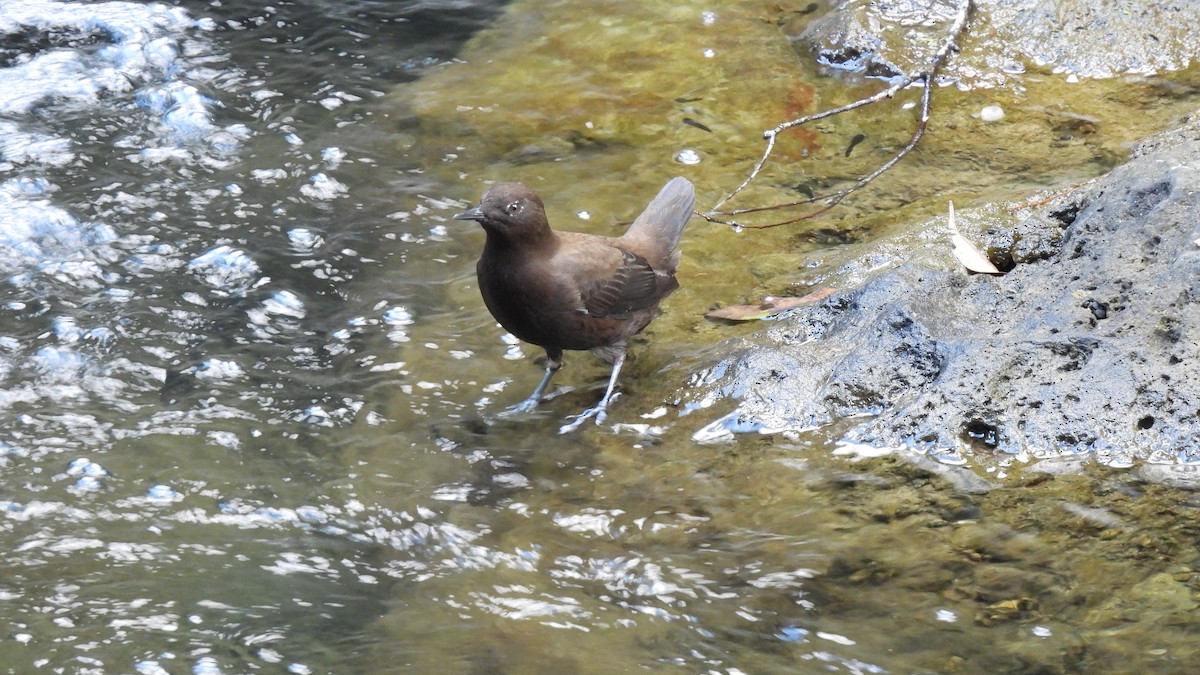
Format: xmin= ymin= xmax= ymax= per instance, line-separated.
xmin=707 ymin=0 xmax=972 ymax=229
xmin=769 ymin=76 xmax=915 ymax=137
xmin=709 ymin=131 xmax=775 ymax=213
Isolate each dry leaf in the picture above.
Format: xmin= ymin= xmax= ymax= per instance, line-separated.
xmin=706 ymin=287 xmax=836 ymax=322
xmin=948 ymin=201 xmax=1002 ymax=275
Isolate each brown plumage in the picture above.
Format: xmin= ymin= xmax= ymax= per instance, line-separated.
xmin=454 ymin=177 xmax=695 ymax=431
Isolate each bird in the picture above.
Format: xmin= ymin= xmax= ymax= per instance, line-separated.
xmin=454 ymin=177 xmax=695 ymax=432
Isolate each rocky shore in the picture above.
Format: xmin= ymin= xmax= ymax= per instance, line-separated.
xmin=681 ymin=112 xmax=1200 ymax=475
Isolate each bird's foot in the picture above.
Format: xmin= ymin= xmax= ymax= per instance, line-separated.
xmin=497 ymin=386 xmax=576 ymax=418
xmin=498 ymin=396 xmax=542 ymax=418
xmin=558 ymin=398 xmax=615 ymax=434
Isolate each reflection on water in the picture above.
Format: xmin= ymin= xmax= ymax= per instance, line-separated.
xmin=2 ymin=0 xmax=1200 ymax=673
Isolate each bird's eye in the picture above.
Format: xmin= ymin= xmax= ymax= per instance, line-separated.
xmin=505 ymin=201 xmax=521 ymax=214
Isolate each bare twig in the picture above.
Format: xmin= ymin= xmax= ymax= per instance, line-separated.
xmin=708 ymin=0 xmax=972 ymax=229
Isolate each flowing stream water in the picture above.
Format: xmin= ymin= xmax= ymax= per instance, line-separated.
xmin=3 ymin=1 xmax=1200 ymax=673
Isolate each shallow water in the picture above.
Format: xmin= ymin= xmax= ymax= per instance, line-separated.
xmin=2 ymin=0 xmax=1200 ymax=673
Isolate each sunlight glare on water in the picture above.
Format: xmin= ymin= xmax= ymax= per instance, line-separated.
xmin=0 ymin=1 xmax=539 ymax=672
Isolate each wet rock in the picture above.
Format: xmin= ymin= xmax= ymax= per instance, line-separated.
xmin=902 ymin=453 xmax=996 ymax=494
xmin=1135 ymin=464 xmax=1200 ymax=490
xmin=796 ymin=0 xmax=965 ymax=81
xmin=1057 ymin=501 xmax=1126 ymax=530
xmin=970 ymin=563 xmax=1055 ymax=604
xmin=950 ymin=522 xmax=1045 ymax=563
xmin=681 ymin=112 xmax=1200 ymax=469
xmin=797 ymin=0 xmax=1200 ymax=87
xmin=974 ymin=596 xmax=1038 ymax=627
xmin=1085 ymin=572 xmax=1198 ymax=627
xmin=998 ymin=628 xmax=1087 ymax=675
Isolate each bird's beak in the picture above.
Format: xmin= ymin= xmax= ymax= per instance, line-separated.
xmin=453 ymin=205 xmax=484 ymax=222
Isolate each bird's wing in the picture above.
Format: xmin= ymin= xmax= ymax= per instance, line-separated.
xmin=576 ymin=247 xmax=676 ymax=318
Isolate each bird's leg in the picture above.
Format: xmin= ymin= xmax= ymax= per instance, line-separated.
xmin=507 ymin=350 xmax=562 ymax=414
xmin=559 ymin=351 xmax=625 ymax=434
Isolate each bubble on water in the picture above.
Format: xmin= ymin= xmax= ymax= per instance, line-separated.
xmin=321 ymin=147 xmax=346 ymax=168
xmin=188 ymin=245 xmax=262 ymax=295
xmin=68 ymin=457 xmax=107 ymax=477
xmin=287 ymin=228 xmax=324 ymax=252
xmin=674 ymin=148 xmax=701 ymax=165
xmin=295 ymin=506 xmax=327 ymax=524
xmin=146 ymin=484 xmax=183 ymax=503
xmin=207 ymin=431 xmax=240 ymax=450
xmin=74 ymin=476 xmax=102 ymax=491
xmin=300 ymin=173 xmax=347 ymax=200
xmin=32 ymin=346 xmax=88 ymax=380
xmin=252 ymin=168 xmax=288 ymax=183
xmin=138 ymin=82 xmax=218 ymax=141
xmin=246 ymin=289 xmax=304 ymax=331
xmin=298 ymin=406 xmax=333 ymax=426
xmin=383 ymin=306 xmax=414 ymax=326
xmin=262 ymin=290 xmax=306 ymax=318
xmin=193 ymin=358 xmax=243 ymax=381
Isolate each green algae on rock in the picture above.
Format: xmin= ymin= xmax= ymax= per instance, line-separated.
xmin=403 ymin=2 xmax=813 ymax=158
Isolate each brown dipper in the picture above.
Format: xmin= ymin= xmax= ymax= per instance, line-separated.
xmin=454 ymin=177 xmax=695 ymax=431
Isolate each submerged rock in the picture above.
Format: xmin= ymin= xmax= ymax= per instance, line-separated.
xmin=681 ymin=112 xmax=1200 ymax=467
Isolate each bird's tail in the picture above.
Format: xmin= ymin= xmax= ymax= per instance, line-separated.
xmin=623 ymin=177 xmax=695 ymax=270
